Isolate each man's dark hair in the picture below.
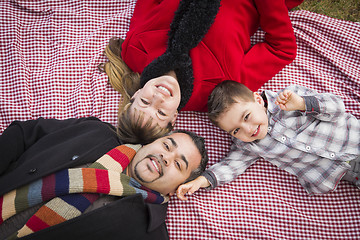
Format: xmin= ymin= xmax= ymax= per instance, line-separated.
xmin=208 ymin=80 xmax=254 ymax=127
xmin=171 ymin=129 xmax=208 ymax=183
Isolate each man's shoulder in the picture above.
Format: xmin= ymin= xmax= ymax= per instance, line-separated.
xmin=25 ymin=194 xmax=169 ymax=240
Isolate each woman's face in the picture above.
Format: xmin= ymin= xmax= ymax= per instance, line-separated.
xmin=130 ymin=75 xmax=181 ymax=128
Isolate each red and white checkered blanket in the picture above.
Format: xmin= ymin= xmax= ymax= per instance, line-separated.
xmin=1 ymin=1 xmax=359 ymax=239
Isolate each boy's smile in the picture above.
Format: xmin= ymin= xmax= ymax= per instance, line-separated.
xmin=218 ymin=92 xmax=268 ymax=142
xmin=252 ymin=126 xmax=260 ymax=137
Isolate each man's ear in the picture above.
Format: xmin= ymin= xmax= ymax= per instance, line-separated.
xmin=170 ymin=111 xmax=178 ymax=126
xmin=253 ymin=92 xmax=264 ymax=106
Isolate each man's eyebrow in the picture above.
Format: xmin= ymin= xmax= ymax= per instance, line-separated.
xmin=168 ymin=137 xmax=189 ymax=170
xmin=179 ymin=154 xmax=189 ymax=170
xmin=168 ymin=137 xmax=178 ymax=148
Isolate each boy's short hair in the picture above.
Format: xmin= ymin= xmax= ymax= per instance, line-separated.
xmin=208 ymin=80 xmax=254 ymax=126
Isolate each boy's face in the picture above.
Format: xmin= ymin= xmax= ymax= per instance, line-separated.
xmin=218 ymin=92 xmax=268 ymax=142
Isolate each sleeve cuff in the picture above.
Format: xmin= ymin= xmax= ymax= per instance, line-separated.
xmin=202 ymin=170 xmax=218 ymax=190
xmin=304 ymin=96 xmax=320 ymax=113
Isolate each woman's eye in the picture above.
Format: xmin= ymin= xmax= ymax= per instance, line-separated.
xmin=141 ymin=99 xmax=149 ymax=105
xmin=244 ymin=113 xmax=250 ymax=121
xmin=158 ymin=110 xmax=166 ymax=116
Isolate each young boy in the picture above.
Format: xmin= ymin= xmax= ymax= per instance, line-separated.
xmin=176 ymin=80 xmax=360 ymax=200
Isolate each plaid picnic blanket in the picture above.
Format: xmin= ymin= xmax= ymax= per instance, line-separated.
xmin=1 ymin=1 xmax=359 ymax=239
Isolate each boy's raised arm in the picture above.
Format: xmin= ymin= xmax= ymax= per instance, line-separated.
xmin=176 ymin=176 xmax=210 ymax=201
xmin=275 ymin=89 xmax=306 ymax=111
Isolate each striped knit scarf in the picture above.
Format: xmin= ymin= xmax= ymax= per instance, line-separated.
xmin=0 ymin=144 xmax=169 ymax=239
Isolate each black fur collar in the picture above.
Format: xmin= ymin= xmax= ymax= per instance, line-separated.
xmin=140 ymin=0 xmax=221 ymax=110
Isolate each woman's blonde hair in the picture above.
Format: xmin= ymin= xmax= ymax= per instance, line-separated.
xmin=100 ymin=37 xmax=173 ymax=143
xmin=102 ymin=37 xmax=141 ymax=112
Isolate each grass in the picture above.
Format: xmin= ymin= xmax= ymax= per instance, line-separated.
xmin=293 ymin=0 xmax=360 ymax=22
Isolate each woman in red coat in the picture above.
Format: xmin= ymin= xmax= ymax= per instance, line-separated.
xmin=104 ymin=0 xmax=303 ymax=143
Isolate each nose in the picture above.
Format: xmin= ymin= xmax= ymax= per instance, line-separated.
xmin=153 ymin=92 xmax=165 ymax=103
xmin=160 ymin=152 xmax=175 ymax=166
xmin=239 ymin=122 xmax=252 ymax=134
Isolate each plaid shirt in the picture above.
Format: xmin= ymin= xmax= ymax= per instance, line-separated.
xmin=205 ymin=85 xmax=360 ymax=194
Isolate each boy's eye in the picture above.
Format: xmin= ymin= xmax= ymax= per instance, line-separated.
xmin=244 ymin=113 xmax=250 ymax=121
xmin=141 ymin=99 xmax=149 ymax=105
xmin=233 ymin=128 xmax=239 ymax=135
xmin=158 ymin=110 xmax=166 ymax=116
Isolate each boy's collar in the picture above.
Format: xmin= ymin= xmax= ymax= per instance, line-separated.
xmin=261 ymin=91 xmax=268 ymax=109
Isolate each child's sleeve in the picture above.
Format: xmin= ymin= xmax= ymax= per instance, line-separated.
xmin=287 ymin=85 xmax=347 ymax=122
xmin=203 ymin=143 xmax=260 ymax=189
xmin=239 ymin=0 xmax=297 ymax=91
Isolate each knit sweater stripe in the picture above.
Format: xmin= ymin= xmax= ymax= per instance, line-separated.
xmin=95 ymin=168 xmax=111 ymax=194
xmin=41 ymin=173 xmax=56 ymax=199
xmin=16 ymin=184 xmax=30 ymax=213
xmin=107 ymin=145 xmax=136 ymax=170
xmin=59 ymin=193 xmax=96 ymax=213
xmin=107 ymin=170 xmax=123 ymax=195
xmin=82 ymin=168 xmax=97 ymax=192
xmin=17 ymin=225 xmax=33 ymax=238
xmin=1 ymin=144 xmax=168 ymax=238
xmin=1 ymin=171 xmax=126 ymax=223
xmin=24 ymin=194 xmax=93 ymax=235
xmin=0 ymin=192 xmax=15 ymax=224
xmin=140 ymin=186 xmax=156 ymax=203
xmin=35 ymin=204 xmax=66 ymax=226
xmin=68 ymin=168 xmax=84 ymax=193
xmin=141 ymin=185 xmax=165 ymax=204
xmin=121 ymin=174 xmax=137 ymax=196
xmin=55 ymin=168 xmax=70 ymax=196
xmin=91 ymin=155 xmax=117 ymax=171
xmin=27 ymin=213 xmax=50 ymax=232
xmin=28 ymin=179 xmax=43 ymax=206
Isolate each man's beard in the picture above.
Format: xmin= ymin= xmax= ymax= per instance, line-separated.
xmin=134 ymin=154 xmax=163 ymax=183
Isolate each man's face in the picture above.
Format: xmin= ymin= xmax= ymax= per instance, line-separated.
xmin=218 ymin=92 xmax=268 ymax=142
xmin=127 ymin=132 xmax=201 ymax=195
xmin=130 ymin=75 xmax=180 ymax=128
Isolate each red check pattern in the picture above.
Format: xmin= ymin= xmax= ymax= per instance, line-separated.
xmin=1 ymin=1 xmax=359 ymax=239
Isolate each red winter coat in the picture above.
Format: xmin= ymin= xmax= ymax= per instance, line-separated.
xmin=122 ymin=0 xmax=303 ymax=112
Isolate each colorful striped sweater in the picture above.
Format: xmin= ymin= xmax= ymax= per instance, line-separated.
xmin=0 ymin=144 xmax=169 ymax=238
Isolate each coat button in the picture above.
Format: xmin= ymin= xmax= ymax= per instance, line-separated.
xmin=306 ymin=146 xmax=311 ymax=151
xmin=72 ymin=155 xmax=79 ymax=161
xmin=281 ymin=136 xmax=286 ymax=142
xmin=28 ymin=168 xmax=37 ymax=174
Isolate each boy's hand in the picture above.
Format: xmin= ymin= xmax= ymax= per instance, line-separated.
xmin=275 ymin=90 xmax=305 ymax=111
xmin=176 ymin=176 xmax=210 ymax=201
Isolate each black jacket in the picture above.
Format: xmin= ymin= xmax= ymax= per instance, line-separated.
xmin=0 ymin=117 xmax=168 ymax=240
